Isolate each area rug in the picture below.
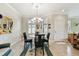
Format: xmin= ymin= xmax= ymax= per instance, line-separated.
xmin=20 ymin=44 xmax=53 ymax=56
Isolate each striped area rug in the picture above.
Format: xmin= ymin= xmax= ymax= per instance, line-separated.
xmin=20 ymin=44 xmax=53 ymax=56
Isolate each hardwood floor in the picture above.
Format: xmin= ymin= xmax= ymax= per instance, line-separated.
xmin=7 ymin=39 xmax=79 ymax=56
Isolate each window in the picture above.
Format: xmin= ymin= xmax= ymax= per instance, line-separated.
xmin=44 ymin=24 xmax=48 ymax=34
xmin=32 ymin=24 xmax=35 ymax=33
xmin=28 ymin=17 xmax=48 ymax=35
xmin=28 ymin=24 xmax=31 ymax=33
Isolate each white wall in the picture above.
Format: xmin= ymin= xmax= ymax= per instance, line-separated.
xmin=21 ymin=16 xmax=28 ymax=33
xmin=0 ymin=4 xmax=22 ymax=45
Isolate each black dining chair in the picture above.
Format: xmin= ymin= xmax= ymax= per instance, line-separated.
xmin=23 ymin=32 xmax=32 ymax=48
xmin=34 ymin=34 xmax=44 ymax=56
xmin=44 ymin=33 xmax=50 ymax=47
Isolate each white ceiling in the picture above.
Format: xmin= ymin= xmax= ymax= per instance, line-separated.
xmin=8 ymin=3 xmax=79 ymax=18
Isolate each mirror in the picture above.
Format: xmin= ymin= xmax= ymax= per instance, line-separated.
xmin=0 ymin=14 xmax=13 ymax=34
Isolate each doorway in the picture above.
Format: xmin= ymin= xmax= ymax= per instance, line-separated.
xmin=52 ymin=14 xmax=68 ymax=41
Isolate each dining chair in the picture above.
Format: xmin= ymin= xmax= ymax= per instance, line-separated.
xmin=34 ymin=34 xmax=44 ymax=56
xmin=23 ymin=32 xmax=32 ymax=48
xmin=44 ymin=33 xmax=50 ymax=47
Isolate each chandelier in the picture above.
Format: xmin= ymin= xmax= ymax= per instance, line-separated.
xmin=33 ymin=3 xmax=40 ymax=30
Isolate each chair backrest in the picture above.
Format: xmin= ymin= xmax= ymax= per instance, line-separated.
xmin=23 ymin=32 xmax=27 ymax=41
xmin=47 ymin=33 xmax=50 ymax=40
xmin=35 ymin=32 xmax=39 ymax=36
xmin=35 ymin=35 xmax=43 ymax=47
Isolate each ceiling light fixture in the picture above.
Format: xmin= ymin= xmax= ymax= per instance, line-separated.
xmin=32 ymin=3 xmax=41 ymax=31
xmin=32 ymin=3 xmax=40 ymax=9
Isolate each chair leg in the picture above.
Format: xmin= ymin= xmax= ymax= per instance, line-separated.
xmin=31 ymin=42 xmax=32 ymax=48
xmin=43 ymin=48 xmax=44 ymax=56
xmin=48 ymin=42 xmax=49 ymax=47
xmin=35 ymin=48 xmax=36 ymax=56
xmin=42 ymin=47 xmax=44 ymax=56
xmin=24 ymin=43 xmax=26 ymax=49
xmin=24 ymin=45 xmax=25 ymax=49
xmin=42 ymin=44 xmax=44 ymax=56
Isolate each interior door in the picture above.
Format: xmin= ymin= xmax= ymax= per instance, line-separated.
xmin=54 ymin=15 xmax=67 ymax=41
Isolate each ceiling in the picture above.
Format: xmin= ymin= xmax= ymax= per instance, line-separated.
xmin=8 ymin=3 xmax=79 ymax=18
